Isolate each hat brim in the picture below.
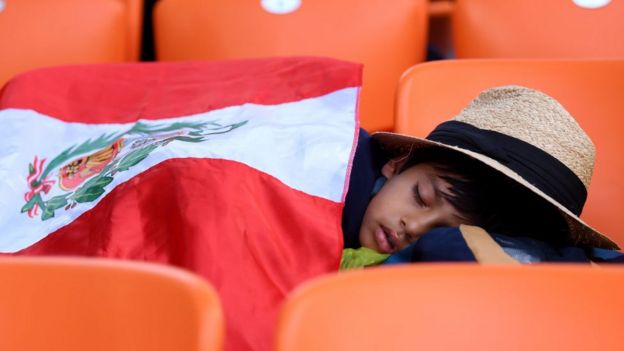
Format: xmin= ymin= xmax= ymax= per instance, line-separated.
xmin=373 ymin=131 xmax=620 ymax=250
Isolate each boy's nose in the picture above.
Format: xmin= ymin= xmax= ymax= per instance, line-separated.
xmin=400 ymin=212 xmax=437 ymax=241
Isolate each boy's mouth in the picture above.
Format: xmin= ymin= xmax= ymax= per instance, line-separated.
xmin=374 ymin=225 xmax=399 ymax=253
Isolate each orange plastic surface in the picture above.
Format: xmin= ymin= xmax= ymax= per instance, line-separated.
xmin=0 ymin=257 xmax=223 ymax=351
xmin=429 ymin=0 xmax=455 ymax=17
xmin=153 ymin=0 xmax=428 ymax=132
xmin=396 ymin=59 xmax=624 ymax=247
xmin=453 ymin=0 xmax=624 ymax=58
xmin=276 ymin=264 xmax=624 ymax=351
xmin=0 ymin=0 xmax=143 ymax=87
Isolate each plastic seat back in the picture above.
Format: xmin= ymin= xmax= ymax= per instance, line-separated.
xmin=396 ymin=59 xmax=624 ymax=247
xmin=276 ymin=264 xmax=624 ymax=351
xmin=0 ymin=0 xmax=142 ymax=86
xmin=153 ymin=0 xmax=429 ymax=132
xmin=453 ymin=0 xmax=624 ymax=58
xmin=0 ymin=257 xmax=223 ymax=351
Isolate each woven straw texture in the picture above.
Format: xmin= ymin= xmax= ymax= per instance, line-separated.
xmin=456 ymin=86 xmax=595 ymax=187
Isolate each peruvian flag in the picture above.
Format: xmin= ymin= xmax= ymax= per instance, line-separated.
xmin=0 ymin=57 xmax=360 ymax=351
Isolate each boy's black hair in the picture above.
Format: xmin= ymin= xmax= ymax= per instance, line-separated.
xmin=400 ymin=147 xmax=572 ymax=246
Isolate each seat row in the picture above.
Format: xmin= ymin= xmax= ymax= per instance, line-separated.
xmin=2 ymin=257 xmax=623 ymax=350
xmin=1 ymin=0 xmax=623 ymax=131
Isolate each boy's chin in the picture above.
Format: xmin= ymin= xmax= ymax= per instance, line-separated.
xmin=358 ymin=233 xmax=379 ymax=253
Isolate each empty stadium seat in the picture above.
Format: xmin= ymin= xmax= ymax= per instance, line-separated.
xmin=395 ymin=59 xmax=624 ymax=247
xmin=0 ymin=0 xmax=142 ymax=87
xmin=452 ymin=0 xmax=624 ymax=58
xmin=153 ymin=0 xmax=429 ymax=132
xmin=276 ymin=264 xmax=624 ymax=350
xmin=0 ymin=257 xmax=223 ymax=351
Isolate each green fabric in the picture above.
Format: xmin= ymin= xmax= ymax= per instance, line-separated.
xmin=340 ymin=247 xmax=390 ymax=270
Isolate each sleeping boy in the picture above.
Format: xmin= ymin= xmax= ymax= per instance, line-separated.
xmin=341 ymin=85 xmax=621 ymax=266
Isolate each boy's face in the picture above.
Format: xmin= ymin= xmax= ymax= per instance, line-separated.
xmin=359 ymin=163 xmax=466 ymax=254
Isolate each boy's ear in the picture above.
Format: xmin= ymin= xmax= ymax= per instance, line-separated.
xmin=381 ymin=158 xmax=405 ymax=178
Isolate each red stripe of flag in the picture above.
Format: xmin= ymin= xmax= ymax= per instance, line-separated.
xmin=0 ymin=57 xmax=362 ymax=122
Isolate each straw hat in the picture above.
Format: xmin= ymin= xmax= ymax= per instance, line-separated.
xmin=374 ymin=85 xmax=619 ymax=249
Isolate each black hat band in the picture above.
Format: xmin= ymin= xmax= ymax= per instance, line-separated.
xmin=427 ymin=121 xmax=587 ymax=216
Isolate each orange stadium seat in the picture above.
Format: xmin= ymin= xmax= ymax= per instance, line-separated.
xmin=0 ymin=257 xmax=223 ymax=351
xmin=153 ymin=0 xmax=429 ymax=132
xmin=276 ymin=264 xmax=624 ymax=351
xmin=0 ymin=0 xmax=143 ymax=87
xmin=452 ymin=0 xmax=624 ymax=58
xmin=395 ymin=59 xmax=624 ymax=247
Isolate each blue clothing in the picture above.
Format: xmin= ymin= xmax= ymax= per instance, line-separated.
xmin=342 ymin=129 xmax=387 ymax=248
xmin=384 ymin=227 xmax=624 ymax=264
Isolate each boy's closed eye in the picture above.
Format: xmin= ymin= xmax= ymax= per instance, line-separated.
xmin=413 ymin=179 xmax=439 ymax=208
xmin=412 ymin=183 xmax=426 ymax=207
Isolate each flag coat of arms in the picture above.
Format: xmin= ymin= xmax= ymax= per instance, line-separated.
xmin=0 ymin=57 xmax=361 ymax=351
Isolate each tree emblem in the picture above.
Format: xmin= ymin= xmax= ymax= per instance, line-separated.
xmin=22 ymin=119 xmax=247 ymax=220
